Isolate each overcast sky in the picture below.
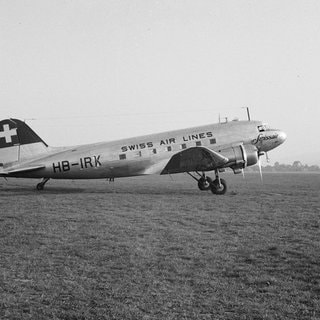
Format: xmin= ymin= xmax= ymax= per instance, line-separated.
xmin=1 ymin=0 xmax=320 ymax=165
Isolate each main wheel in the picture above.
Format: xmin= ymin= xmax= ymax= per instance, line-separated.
xmin=210 ymin=178 xmax=227 ymax=195
xmin=36 ymin=183 xmax=44 ymax=191
xmin=198 ymin=176 xmax=212 ymax=191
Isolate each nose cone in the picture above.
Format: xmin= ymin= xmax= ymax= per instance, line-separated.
xmin=277 ymin=131 xmax=287 ymax=145
xmin=252 ymin=129 xmax=287 ymax=152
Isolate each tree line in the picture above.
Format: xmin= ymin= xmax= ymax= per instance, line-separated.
xmin=248 ymin=161 xmax=320 ymax=172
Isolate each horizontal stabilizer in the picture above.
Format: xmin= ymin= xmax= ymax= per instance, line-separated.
xmin=161 ymin=147 xmax=228 ymax=174
xmin=0 ymin=164 xmax=45 ymax=176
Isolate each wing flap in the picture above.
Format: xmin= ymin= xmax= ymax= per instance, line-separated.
xmin=161 ymin=147 xmax=228 ymax=174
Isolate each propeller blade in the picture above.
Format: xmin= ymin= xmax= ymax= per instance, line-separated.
xmin=258 ymin=157 xmax=263 ymax=183
xmin=266 ymin=152 xmax=270 ymax=163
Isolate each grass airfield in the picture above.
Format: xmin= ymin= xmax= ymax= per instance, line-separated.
xmin=0 ymin=173 xmax=319 ymax=320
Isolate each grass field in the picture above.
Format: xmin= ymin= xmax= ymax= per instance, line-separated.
xmin=0 ymin=173 xmax=319 ymax=320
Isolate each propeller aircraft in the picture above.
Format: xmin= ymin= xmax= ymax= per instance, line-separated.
xmin=0 ymin=117 xmax=286 ymax=194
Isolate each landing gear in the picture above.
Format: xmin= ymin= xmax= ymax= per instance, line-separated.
xmin=210 ymin=178 xmax=227 ymax=195
xmin=197 ymin=175 xmax=212 ymax=191
xmin=210 ymin=170 xmax=227 ymax=195
xmin=36 ymin=178 xmax=50 ymax=190
xmin=187 ymin=170 xmax=227 ymax=195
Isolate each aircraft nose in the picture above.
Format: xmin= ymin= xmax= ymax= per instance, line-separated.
xmin=277 ymin=131 xmax=287 ymax=145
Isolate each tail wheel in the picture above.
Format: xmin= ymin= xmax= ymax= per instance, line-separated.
xmin=210 ymin=178 xmax=227 ymax=195
xmin=36 ymin=183 xmax=44 ymax=191
xmin=198 ymin=176 xmax=212 ymax=191
xmin=36 ymin=178 xmax=50 ymax=191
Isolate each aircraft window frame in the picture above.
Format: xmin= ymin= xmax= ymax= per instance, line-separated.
xmin=167 ymin=146 xmax=172 ymax=152
xmin=258 ymin=124 xmax=271 ymax=132
xmin=119 ymin=154 xmax=126 ymax=160
xmin=152 ymin=148 xmax=157 ymax=154
xmin=210 ymin=138 xmax=216 ymax=144
xmin=181 ymin=143 xmax=187 ymax=149
xmin=196 ymin=141 xmax=201 ymax=147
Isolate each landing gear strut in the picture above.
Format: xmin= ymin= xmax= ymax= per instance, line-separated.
xmin=36 ymin=178 xmax=50 ymax=190
xmin=187 ymin=170 xmax=227 ymax=195
xmin=210 ymin=170 xmax=227 ymax=195
xmin=197 ymin=174 xmax=212 ymax=191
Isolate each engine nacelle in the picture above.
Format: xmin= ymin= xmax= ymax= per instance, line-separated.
xmin=220 ymin=144 xmax=258 ymax=173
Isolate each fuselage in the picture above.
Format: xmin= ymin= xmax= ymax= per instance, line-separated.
xmin=12 ymin=120 xmax=286 ymax=180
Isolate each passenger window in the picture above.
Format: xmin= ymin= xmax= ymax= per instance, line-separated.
xmin=181 ymin=143 xmax=187 ymax=149
xmin=196 ymin=141 xmax=201 ymax=146
xmin=210 ymin=138 xmax=216 ymax=144
xmin=119 ymin=154 xmax=126 ymax=160
xmin=167 ymin=146 xmax=172 ymax=152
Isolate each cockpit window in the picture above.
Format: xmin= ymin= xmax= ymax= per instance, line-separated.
xmin=258 ymin=124 xmax=273 ymax=132
xmin=258 ymin=125 xmax=267 ymax=132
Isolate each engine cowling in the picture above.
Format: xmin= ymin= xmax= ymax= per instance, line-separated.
xmin=219 ymin=144 xmax=258 ymax=173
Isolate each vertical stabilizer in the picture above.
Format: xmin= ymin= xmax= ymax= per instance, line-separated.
xmin=0 ymin=119 xmax=49 ymax=165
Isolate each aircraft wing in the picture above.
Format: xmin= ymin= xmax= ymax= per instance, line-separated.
xmin=161 ymin=147 xmax=228 ymax=174
xmin=0 ymin=164 xmax=45 ymax=176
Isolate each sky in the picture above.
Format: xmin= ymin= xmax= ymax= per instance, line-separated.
xmin=1 ymin=0 xmax=320 ymax=165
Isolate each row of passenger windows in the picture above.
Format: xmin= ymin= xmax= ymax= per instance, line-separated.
xmin=119 ymin=138 xmax=217 ymax=160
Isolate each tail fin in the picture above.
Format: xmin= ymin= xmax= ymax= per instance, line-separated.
xmin=0 ymin=119 xmax=49 ymax=165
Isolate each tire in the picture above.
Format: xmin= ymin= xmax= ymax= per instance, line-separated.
xmin=198 ymin=176 xmax=212 ymax=191
xmin=36 ymin=183 xmax=44 ymax=191
xmin=210 ymin=178 xmax=227 ymax=195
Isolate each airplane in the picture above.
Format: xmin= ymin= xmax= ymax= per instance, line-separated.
xmin=0 ymin=117 xmax=286 ymax=194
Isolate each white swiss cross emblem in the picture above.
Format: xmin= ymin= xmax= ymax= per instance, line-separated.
xmin=0 ymin=124 xmax=17 ymax=143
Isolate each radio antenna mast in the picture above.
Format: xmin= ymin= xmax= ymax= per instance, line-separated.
xmin=243 ymin=107 xmax=251 ymax=121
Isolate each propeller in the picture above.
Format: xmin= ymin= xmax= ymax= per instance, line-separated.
xmin=259 ymin=151 xmax=272 ymax=183
xmin=266 ymin=152 xmax=270 ymax=163
xmin=257 ymin=157 xmax=263 ymax=183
